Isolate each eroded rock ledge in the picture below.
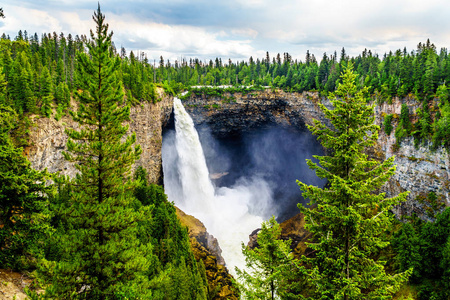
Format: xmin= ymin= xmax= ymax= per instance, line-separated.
xmin=182 ymin=90 xmax=450 ymax=221
xmin=182 ymin=90 xmax=331 ymax=137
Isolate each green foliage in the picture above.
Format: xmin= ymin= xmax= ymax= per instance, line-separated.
xmin=2 ymin=27 xmax=450 ymax=150
xmin=432 ymin=101 xmax=450 ymax=148
xmin=395 ymin=104 xmax=412 ymax=145
xmin=414 ymin=100 xmax=432 ymax=144
xmin=0 ymin=105 xmax=53 ymax=270
xmin=297 ymin=64 xmax=410 ymax=299
xmin=439 ymin=237 xmax=450 ymax=299
xmin=392 ymin=223 xmax=421 ymax=282
xmin=391 ymin=208 xmax=450 ymax=299
xmin=133 ymin=166 xmax=208 ymax=299
xmin=436 ymin=84 xmax=448 ymax=103
xmin=235 ymin=216 xmax=302 ymax=300
xmin=384 ymin=113 xmax=394 ymax=136
xmin=39 ymin=6 xmax=153 ymax=298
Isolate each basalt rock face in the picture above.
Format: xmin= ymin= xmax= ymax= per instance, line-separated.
xmin=183 ymin=91 xmax=449 ymax=221
xmin=25 ymin=90 xmax=237 ymax=298
xmin=182 ymin=90 xmax=331 ymax=137
xmin=373 ymin=98 xmax=450 ymax=221
xmin=26 ymin=89 xmax=173 ymax=185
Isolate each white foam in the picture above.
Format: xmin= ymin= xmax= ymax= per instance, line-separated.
xmin=163 ymin=97 xmax=270 ymax=275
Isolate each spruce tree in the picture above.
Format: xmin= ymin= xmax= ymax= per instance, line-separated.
xmin=0 ymin=70 xmax=7 ymax=105
xmin=297 ymin=64 xmax=411 ymax=299
xmin=236 ymin=216 xmax=298 ymax=300
xmin=39 ymin=66 xmax=53 ymax=117
xmin=42 ymin=5 xmax=153 ymax=299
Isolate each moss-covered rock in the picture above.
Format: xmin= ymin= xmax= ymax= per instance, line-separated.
xmin=176 ymin=207 xmax=239 ymax=300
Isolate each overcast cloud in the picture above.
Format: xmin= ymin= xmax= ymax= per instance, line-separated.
xmin=2 ymin=0 xmax=450 ymax=62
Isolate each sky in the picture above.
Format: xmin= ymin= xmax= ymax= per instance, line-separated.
xmin=2 ymin=0 xmax=450 ymax=63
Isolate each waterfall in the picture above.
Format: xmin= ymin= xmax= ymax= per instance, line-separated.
xmin=163 ymin=97 xmax=268 ymax=275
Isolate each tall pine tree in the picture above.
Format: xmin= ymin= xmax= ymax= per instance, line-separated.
xmin=42 ymin=5 xmax=153 ymax=299
xmin=297 ymin=64 xmax=410 ymax=299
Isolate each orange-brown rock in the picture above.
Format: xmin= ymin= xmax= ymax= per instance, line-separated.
xmin=279 ymin=212 xmax=313 ymax=258
xmin=248 ymin=213 xmax=313 ymax=259
xmin=176 ymin=207 xmax=239 ymax=300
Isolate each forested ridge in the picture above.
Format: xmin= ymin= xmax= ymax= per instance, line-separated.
xmin=2 ymin=27 xmax=450 ymax=148
xmin=1 ymin=5 xmax=450 ymax=300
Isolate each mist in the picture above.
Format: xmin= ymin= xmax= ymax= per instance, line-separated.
xmin=196 ymin=125 xmax=326 ymax=222
xmin=162 ymin=99 xmax=325 ymax=274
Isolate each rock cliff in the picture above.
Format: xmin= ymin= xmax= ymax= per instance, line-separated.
xmin=24 ymin=89 xmax=239 ymax=298
xmin=24 ymin=88 xmax=450 ymax=292
xmin=182 ymin=90 xmax=449 ymax=221
xmin=182 ymin=90 xmax=331 ymax=137
xmin=26 ymin=88 xmax=173 ymax=184
xmin=374 ymin=98 xmax=450 ymax=221
xmin=28 ymin=90 xmax=449 ymax=221
xmin=176 ymin=208 xmax=239 ymax=300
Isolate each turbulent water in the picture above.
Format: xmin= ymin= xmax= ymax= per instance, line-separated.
xmin=162 ymin=97 xmax=269 ymax=274
xmin=162 ymin=97 xmax=326 ymax=275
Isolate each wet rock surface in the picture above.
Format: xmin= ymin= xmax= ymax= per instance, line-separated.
xmin=182 ymin=90 xmax=331 ymax=137
xmin=184 ymin=91 xmax=449 ymax=221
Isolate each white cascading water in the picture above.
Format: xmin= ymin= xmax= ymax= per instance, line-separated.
xmin=163 ymin=97 xmax=271 ymax=275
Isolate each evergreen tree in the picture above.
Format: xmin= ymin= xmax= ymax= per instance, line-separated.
xmin=439 ymin=237 xmax=450 ymax=299
xmin=0 ymin=70 xmax=7 ymax=105
xmin=395 ymin=103 xmax=411 ymax=144
xmin=0 ymin=105 xmax=52 ymax=269
xmin=39 ymin=66 xmax=53 ymax=117
xmin=236 ymin=216 xmax=298 ymax=300
xmin=433 ymin=101 xmax=450 ymax=148
xmin=133 ymin=167 xmax=208 ymax=300
xmin=41 ymin=6 xmax=153 ymax=298
xmin=383 ymin=114 xmax=394 ymax=136
xmin=392 ymin=222 xmax=422 ymax=282
xmin=297 ymin=64 xmax=410 ymax=299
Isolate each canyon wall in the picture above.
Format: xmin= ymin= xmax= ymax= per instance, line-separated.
xmin=25 ymin=88 xmax=449 ymax=222
xmin=374 ymin=99 xmax=449 ymax=221
xmin=182 ymin=90 xmax=450 ymax=221
xmin=26 ymin=88 xmax=173 ymax=185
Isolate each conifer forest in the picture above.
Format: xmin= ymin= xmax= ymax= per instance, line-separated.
xmin=1 ymin=3 xmax=450 ymax=300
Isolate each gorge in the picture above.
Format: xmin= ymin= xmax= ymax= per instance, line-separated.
xmin=26 ymin=88 xmax=450 ymax=273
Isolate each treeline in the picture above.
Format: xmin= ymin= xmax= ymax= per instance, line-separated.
xmin=3 ymin=30 xmax=450 ymax=109
xmin=0 ymin=30 xmax=157 ymax=121
xmin=160 ymin=39 xmax=450 ymax=149
xmin=154 ymin=39 xmax=448 ymax=99
xmin=234 ymin=65 xmax=450 ymax=300
xmin=2 ymin=28 xmax=450 ymax=149
xmin=2 ymin=7 xmax=450 ymax=298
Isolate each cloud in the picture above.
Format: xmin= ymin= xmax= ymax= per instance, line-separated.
xmin=2 ymin=0 xmax=450 ymax=61
xmin=107 ymin=14 xmax=261 ymax=61
xmin=1 ymin=4 xmax=64 ymax=35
